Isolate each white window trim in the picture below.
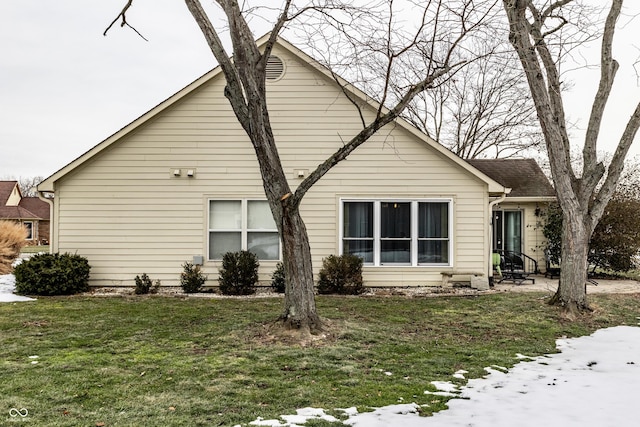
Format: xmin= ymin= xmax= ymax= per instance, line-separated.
xmin=207 ymin=199 xmax=281 ymax=261
xmin=340 ymin=198 xmax=453 ymax=267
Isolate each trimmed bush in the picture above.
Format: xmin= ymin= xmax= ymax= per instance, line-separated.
xmin=218 ymin=251 xmax=259 ymax=295
xmin=317 ymin=254 xmax=364 ymax=295
xmin=271 ymin=262 xmax=286 ymax=293
xmin=14 ymin=252 xmax=90 ymax=296
xmin=134 ymin=273 xmax=160 ymax=295
xmin=180 ymin=262 xmax=207 ymax=293
xmin=0 ymin=220 xmax=28 ymax=274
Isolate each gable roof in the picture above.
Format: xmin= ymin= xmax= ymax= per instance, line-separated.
xmin=38 ymin=36 xmax=507 ymax=195
xmin=0 ymin=181 xmax=19 ymax=205
xmin=0 ymin=181 xmax=49 ymax=221
xmin=466 ymin=159 xmax=556 ymax=199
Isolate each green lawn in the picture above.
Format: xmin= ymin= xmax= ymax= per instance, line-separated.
xmin=1 ymin=293 xmax=638 ymax=426
xmin=20 ymin=246 xmax=49 ymax=254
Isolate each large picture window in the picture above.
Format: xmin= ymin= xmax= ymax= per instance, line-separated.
xmin=208 ymin=200 xmax=280 ymax=261
xmin=342 ymin=199 xmax=451 ymax=266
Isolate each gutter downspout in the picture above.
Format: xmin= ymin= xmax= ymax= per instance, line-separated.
xmin=37 ymin=190 xmax=54 ymax=254
xmin=488 ymin=190 xmax=510 ymax=284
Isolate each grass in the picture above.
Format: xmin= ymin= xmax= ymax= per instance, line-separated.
xmin=19 ymin=245 xmax=49 ymax=254
xmin=1 ymin=292 xmax=639 ymax=426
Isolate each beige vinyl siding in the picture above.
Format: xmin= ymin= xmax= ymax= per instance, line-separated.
xmin=52 ymin=45 xmax=490 ymax=287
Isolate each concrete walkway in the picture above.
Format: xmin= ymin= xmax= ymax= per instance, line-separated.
xmin=493 ymin=274 xmax=640 ymax=294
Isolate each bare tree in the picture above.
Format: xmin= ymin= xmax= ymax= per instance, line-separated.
xmin=294 ymin=5 xmax=540 ymax=160
xmin=0 ymin=176 xmax=43 ymax=197
xmin=403 ymin=51 xmax=543 ymax=158
xmin=107 ymin=0 xmax=498 ymax=332
xmin=18 ymin=177 xmax=44 ymax=197
xmin=503 ymin=0 xmax=640 ymax=314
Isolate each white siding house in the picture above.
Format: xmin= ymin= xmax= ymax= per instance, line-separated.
xmin=38 ymin=37 xmax=535 ymax=289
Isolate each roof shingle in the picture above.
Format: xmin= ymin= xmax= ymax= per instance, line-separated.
xmin=0 ymin=181 xmax=19 ymax=206
xmin=466 ymin=159 xmax=556 ymax=198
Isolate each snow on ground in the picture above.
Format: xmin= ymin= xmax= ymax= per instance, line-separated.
xmin=0 ymin=273 xmax=35 ymax=302
xmin=243 ymin=325 xmax=640 ymax=427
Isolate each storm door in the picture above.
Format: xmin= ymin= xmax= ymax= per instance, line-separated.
xmin=493 ymin=210 xmax=522 ymax=253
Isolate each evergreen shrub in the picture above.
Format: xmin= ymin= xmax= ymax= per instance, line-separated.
xmin=271 ymin=262 xmax=286 ymax=293
xmin=14 ymin=252 xmax=91 ymax=296
xmin=134 ymin=273 xmax=160 ymax=295
xmin=180 ymin=262 xmax=207 ymax=293
xmin=317 ymin=254 xmax=364 ymax=295
xmin=218 ymin=251 xmax=259 ymax=295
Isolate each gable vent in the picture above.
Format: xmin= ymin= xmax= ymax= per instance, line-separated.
xmin=265 ymin=55 xmax=285 ymax=82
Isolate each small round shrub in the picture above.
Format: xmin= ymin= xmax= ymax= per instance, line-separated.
xmin=14 ymin=252 xmax=91 ymax=296
xmin=180 ymin=262 xmax=207 ymax=293
xmin=218 ymin=250 xmax=259 ymax=295
xmin=271 ymin=262 xmax=286 ymax=293
xmin=134 ymin=273 xmax=159 ymax=295
xmin=317 ymin=254 xmax=364 ymax=295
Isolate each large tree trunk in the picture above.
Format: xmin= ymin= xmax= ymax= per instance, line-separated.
xmin=549 ymin=211 xmax=590 ymax=313
xmin=503 ymin=0 xmax=640 ymax=315
xmin=245 ymin=106 xmax=323 ymax=333
xmin=279 ymin=202 xmax=322 ymax=332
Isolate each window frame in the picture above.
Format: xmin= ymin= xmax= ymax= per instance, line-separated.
xmin=207 ymin=199 xmax=281 ymax=261
xmin=23 ymin=221 xmax=34 ymax=240
xmin=340 ymin=198 xmax=453 ymax=267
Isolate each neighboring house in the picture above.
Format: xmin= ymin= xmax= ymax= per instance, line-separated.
xmin=0 ymin=181 xmax=50 ymax=246
xmin=467 ymin=159 xmax=556 ymax=271
xmin=38 ymin=36 xmax=551 ymax=289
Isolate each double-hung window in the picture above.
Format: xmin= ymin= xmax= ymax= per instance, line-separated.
xmin=342 ymin=199 xmax=451 ymax=266
xmin=208 ymin=200 xmax=280 ymax=261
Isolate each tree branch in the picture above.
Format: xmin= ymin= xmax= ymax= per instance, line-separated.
xmin=184 ymin=0 xmax=250 ymax=129
xmin=583 ymin=0 xmax=622 ymax=177
xmin=104 ymin=0 xmax=148 ymax=41
xmin=292 ymin=64 xmax=458 ymax=207
xmin=591 ymin=100 xmax=640 ymax=231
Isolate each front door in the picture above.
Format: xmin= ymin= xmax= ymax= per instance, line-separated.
xmin=493 ymin=210 xmax=522 ymax=253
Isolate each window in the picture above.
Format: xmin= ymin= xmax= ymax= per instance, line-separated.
xmin=208 ymin=200 xmax=279 ymax=260
xmin=23 ymin=222 xmax=34 ymax=240
xmin=343 ymin=202 xmax=374 ymax=263
xmin=342 ymin=200 xmax=451 ymax=266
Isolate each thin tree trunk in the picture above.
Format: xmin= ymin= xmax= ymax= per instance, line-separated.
xmin=279 ymin=202 xmax=323 ymax=332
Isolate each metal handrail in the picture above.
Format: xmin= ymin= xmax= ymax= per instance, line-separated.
xmin=495 ymin=250 xmax=539 ymax=275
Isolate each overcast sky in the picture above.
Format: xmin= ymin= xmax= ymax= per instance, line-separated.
xmin=1 ymin=1 xmax=640 ymax=181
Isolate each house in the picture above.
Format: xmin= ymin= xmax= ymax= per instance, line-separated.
xmin=0 ymin=181 xmax=50 ymax=246
xmin=38 ymin=36 xmax=553 ymax=289
xmin=467 ymin=159 xmax=556 ymax=272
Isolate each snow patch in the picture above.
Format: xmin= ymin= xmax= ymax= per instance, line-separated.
xmin=452 ymin=369 xmax=468 ymax=379
xmin=0 ymin=274 xmax=35 ymax=302
xmin=248 ymin=408 xmax=339 ymax=426
xmin=243 ymin=326 xmax=640 ymax=427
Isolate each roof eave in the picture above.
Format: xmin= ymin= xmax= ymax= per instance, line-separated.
xmin=503 ymin=196 xmax=557 ymax=203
